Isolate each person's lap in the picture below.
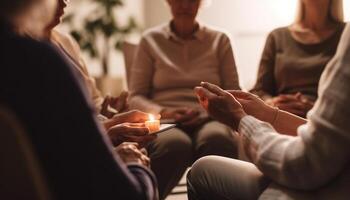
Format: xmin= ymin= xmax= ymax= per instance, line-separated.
xmin=147 ymin=127 xmax=193 ymax=199
xmin=147 ymin=121 xmax=238 ymax=199
xmin=193 ymin=121 xmax=238 ymax=159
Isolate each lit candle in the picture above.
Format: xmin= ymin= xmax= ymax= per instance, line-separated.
xmin=145 ymin=114 xmax=160 ymax=133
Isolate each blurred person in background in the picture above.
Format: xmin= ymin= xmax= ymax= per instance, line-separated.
xmin=46 ymin=0 xmax=127 ymax=119
xmin=45 ymin=0 xmax=158 ymax=147
xmin=0 ymin=0 xmax=158 ymax=199
xmin=251 ymin=0 xmax=345 ymax=117
xmin=129 ymin=0 xmax=241 ymax=198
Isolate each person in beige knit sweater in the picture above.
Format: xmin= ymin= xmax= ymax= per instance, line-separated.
xmin=129 ymin=0 xmax=241 ymax=198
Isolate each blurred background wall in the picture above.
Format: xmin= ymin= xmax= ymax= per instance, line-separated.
xmin=58 ymin=0 xmax=350 ymax=95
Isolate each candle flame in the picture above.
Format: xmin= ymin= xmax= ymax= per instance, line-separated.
xmin=149 ymin=114 xmax=155 ymax=121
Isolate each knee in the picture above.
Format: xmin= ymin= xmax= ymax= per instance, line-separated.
xmin=152 ymin=128 xmax=193 ymax=160
xmin=166 ymin=134 xmax=192 ymax=155
xmin=188 ymin=156 xmax=218 ymax=188
xmin=196 ymin=128 xmax=238 ymax=158
xmin=197 ymin=122 xmax=235 ymax=146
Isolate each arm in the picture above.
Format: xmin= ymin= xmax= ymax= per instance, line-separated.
xmin=129 ymin=37 xmax=164 ymax=114
xmin=272 ymin=109 xmax=306 ymax=136
xmin=197 ymin=62 xmax=350 ymax=191
xmin=250 ymin=32 xmax=277 ymax=100
xmin=40 ymin=44 xmax=157 ymax=199
xmin=218 ymin=34 xmax=241 ymax=90
xmin=67 ymin=34 xmax=104 ymax=109
xmin=239 ymin=53 xmax=350 ymax=190
xmin=51 ymin=30 xmax=104 ymax=109
xmin=228 ymin=90 xmax=306 ymax=136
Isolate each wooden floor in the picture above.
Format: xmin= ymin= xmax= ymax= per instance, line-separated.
xmin=165 ymin=169 xmax=188 ymax=200
xmin=166 ymin=194 xmax=187 ymax=200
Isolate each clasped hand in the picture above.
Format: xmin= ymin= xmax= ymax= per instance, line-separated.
xmin=161 ymin=107 xmax=208 ymax=129
xmin=115 ymin=142 xmax=150 ymax=167
xmin=105 ymin=110 xmax=160 ymax=147
xmin=266 ymin=93 xmax=314 ymax=117
xmin=194 ymin=82 xmax=277 ymax=130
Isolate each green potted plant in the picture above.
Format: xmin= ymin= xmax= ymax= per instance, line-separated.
xmin=64 ymin=0 xmax=139 ymax=76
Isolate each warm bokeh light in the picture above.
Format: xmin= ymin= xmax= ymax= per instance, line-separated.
xmin=149 ymin=114 xmax=155 ymax=121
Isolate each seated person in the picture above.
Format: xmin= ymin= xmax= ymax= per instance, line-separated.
xmin=47 ymin=0 xmax=128 ymax=119
xmin=188 ymin=21 xmax=350 ymax=199
xmin=0 ymin=0 xmax=158 ymax=199
xmin=43 ymin=0 xmax=157 ymax=147
xmin=129 ymin=0 xmax=241 ymax=198
xmin=250 ymin=0 xmax=345 ymax=117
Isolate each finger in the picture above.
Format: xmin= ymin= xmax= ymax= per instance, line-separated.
xmin=278 ymin=94 xmax=298 ymax=102
xmin=194 ymin=86 xmax=216 ymax=100
xmin=123 ymin=122 xmax=146 ymax=128
xmin=294 ymin=92 xmax=302 ymax=99
xmin=141 ymin=155 xmax=150 ymax=167
xmin=109 ymin=125 xmax=149 ymax=137
xmin=126 ymin=110 xmax=150 ymax=122
xmin=124 ymin=126 xmax=150 ymax=136
xmin=115 ymin=91 xmax=129 ymax=111
xmin=228 ymin=90 xmax=256 ymax=99
xmin=140 ymin=148 xmax=148 ymax=156
xmin=200 ymin=82 xmax=227 ymax=96
xmin=100 ymin=96 xmax=111 ymax=115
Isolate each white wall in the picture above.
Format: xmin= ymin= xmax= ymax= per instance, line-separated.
xmin=59 ymin=0 xmax=145 ymax=76
xmin=60 ymin=0 xmax=350 ymax=92
xmin=143 ymin=0 xmax=350 ymax=89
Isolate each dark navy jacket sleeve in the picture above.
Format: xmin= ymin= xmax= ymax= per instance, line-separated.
xmin=0 ymin=27 xmax=157 ymax=200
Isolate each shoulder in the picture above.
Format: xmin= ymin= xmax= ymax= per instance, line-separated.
xmin=201 ymin=24 xmax=232 ymax=41
xmin=268 ymin=26 xmax=289 ymax=39
xmin=141 ymin=23 xmax=169 ymax=40
xmin=1 ymin=32 xmax=69 ymax=77
xmin=6 ymin=34 xmax=61 ymax=62
xmin=51 ymin=29 xmax=81 ymax=57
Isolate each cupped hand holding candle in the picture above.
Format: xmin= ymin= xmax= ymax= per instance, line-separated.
xmin=145 ymin=114 xmax=160 ymax=133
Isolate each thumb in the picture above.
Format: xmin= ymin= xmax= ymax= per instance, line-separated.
xmin=101 ymin=95 xmax=111 ymax=112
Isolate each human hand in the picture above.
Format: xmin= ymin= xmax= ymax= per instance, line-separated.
xmin=104 ymin=110 xmax=159 ymax=130
xmin=100 ymin=91 xmax=129 ymax=118
xmin=227 ymin=90 xmax=277 ymax=124
xmin=160 ymin=107 xmax=200 ymax=122
xmin=107 ymin=122 xmax=156 ymax=147
xmin=267 ymin=93 xmax=314 ymax=117
xmin=194 ymin=82 xmax=247 ymax=130
xmin=115 ymin=142 xmax=150 ymax=167
xmin=180 ymin=113 xmax=210 ymax=129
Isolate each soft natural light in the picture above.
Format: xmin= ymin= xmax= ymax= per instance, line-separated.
xmin=265 ymin=0 xmax=298 ymax=25
xmin=344 ymin=0 xmax=350 ymax=21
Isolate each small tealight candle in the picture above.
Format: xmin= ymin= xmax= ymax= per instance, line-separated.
xmin=145 ymin=114 xmax=160 ymax=133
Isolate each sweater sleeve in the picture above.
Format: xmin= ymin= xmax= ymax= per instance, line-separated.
xmin=218 ymin=33 xmax=241 ymax=90
xmin=250 ymin=31 xmax=277 ymax=100
xmin=129 ymin=37 xmax=164 ymax=114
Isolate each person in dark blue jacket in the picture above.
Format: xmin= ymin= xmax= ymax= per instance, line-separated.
xmin=0 ymin=0 xmax=158 ymax=199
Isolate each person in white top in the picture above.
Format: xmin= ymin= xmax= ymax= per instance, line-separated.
xmin=188 ymin=24 xmax=350 ymax=200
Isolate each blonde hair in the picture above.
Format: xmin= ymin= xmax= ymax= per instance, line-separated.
xmin=295 ymin=0 xmax=344 ymax=23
